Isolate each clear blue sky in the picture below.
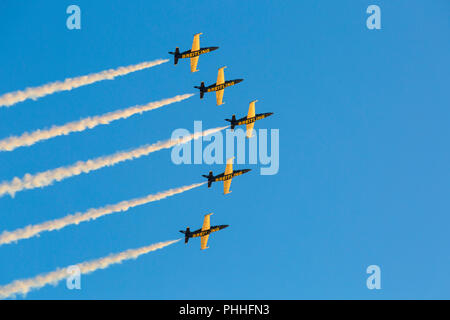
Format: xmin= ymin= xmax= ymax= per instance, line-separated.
xmin=0 ymin=0 xmax=449 ymax=299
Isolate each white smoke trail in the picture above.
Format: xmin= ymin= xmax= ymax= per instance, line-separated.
xmin=0 ymin=182 xmax=205 ymax=246
xmin=0 ymin=239 xmax=180 ymax=299
xmin=0 ymin=126 xmax=228 ymax=198
xmin=0 ymin=59 xmax=168 ymax=108
xmin=0 ymin=93 xmax=194 ymax=152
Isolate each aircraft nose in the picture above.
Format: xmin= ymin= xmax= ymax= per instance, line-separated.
xmin=235 ymin=79 xmax=244 ymax=84
xmin=211 ymin=46 xmax=219 ymax=51
xmin=223 ymin=225 xmax=229 ymax=229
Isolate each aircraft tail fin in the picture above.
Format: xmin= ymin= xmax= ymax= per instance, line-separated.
xmin=168 ymin=47 xmax=180 ymax=65
xmin=179 ymin=227 xmax=190 ymax=244
xmin=202 ymin=171 xmax=213 ymax=187
xmin=194 ymin=82 xmax=205 ymax=99
xmin=225 ymin=115 xmax=236 ymax=130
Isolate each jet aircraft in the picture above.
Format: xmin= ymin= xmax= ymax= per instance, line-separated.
xmin=169 ymin=33 xmax=219 ymax=72
xmin=194 ymin=66 xmax=243 ymax=105
xmin=202 ymin=157 xmax=251 ymax=194
xmin=179 ymin=213 xmax=229 ymax=250
xmin=225 ymin=100 xmax=274 ymax=138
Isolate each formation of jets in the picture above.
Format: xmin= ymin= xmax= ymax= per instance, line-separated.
xmin=171 ymin=33 xmax=274 ymax=250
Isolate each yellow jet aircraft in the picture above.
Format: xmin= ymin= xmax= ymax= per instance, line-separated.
xmin=168 ymin=33 xmax=219 ymax=72
xmin=194 ymin=66 xmax=244 ymax=105
xmin=202 ymin=157 xmax=251 ymax=194
xmin=225 ymin=100 xmax=274 ymax=138
xmin=179 ymin=213 xmax=229 ymax=250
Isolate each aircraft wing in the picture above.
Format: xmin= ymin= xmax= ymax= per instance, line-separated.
xmin=202 ymin=213 xmax=212 ymax=231
xmin=200 ymin=234 xmax=210 ymax=250
xmin=217 ymin=66 xmax=226 ymax=85
xmin=190 ymin=33 xmax=202 ymax=73
xmin=191 ymin=33 xmax=202 ymax=52
xmin=247 ymin=100 xmax=257 ymax=119
xmin=246 ymin=100 xmax=257 ymax=138
xmin=223 ymin=157 xmax=234 ymax=194
xmin=223 ymin=179 xmax=232 ymax=195
xmin=216 ymin=89 xmax=224 ymax=106
xmin=225 ymin=157 xmax=234 ymax=175
xmin=215 ymin=67 xmax=226 ymax=105
xmin=190 ymin=57 xmax=199 ymax=73
xmin=246 ymin=122 xmax=255 ymax=138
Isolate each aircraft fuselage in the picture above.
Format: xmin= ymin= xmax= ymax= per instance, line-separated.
xmin=188 ymin=225 xmax=229 ymax=239
xmin=212 ymin=169 xmax=251 ymax=182
xmin=179 ymin=46 xmax=219 ymax=59
xmin=202 ymin=168 xmax=251 ymax=188
xmin=236 ymin=112 xmax=273 ymax=126
xmin=205 ymin=79 xmax=243 ymax=93
xmin=227 ymin=112 xmax=274 ymax=130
